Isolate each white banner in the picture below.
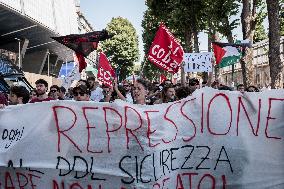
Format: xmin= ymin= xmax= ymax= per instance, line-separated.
xmin=184 ymin=53 xmax=213 ymax=72
xmin=0 ymin=88 xmax=283 ymax=188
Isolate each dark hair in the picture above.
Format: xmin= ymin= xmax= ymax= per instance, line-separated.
xmin=136 ymin=79 xmax=149 ymax=91
xmin=78 ymin=79 xmax=88 ymax=85
xmin=211 ymin=80 xmax=219 ymax=88
xmin=164 ymin=79 xmax=172 ymax=83
xmin=60 ymin=86 xmax=66 ymax=93
xmin=10 ymin=86 xmax=30 ymax=104
xmin=111 ymin=86 xmax=126 ymax=100
xmin=246 ymin=85 xmax=259 ymax=92
xmin=87 ymin=76 xmax=96 ymax=81
xmin=218 ymin=85 xmax=233 ymax=91
xmin=188 ymin=78 xmax=199 ymax=86
xmin=202 ymin=81 xmax=207 ymax=85
xmin=162 ymin=84 xmax=175 ymax=102
xmin=50 ymin=85 xmax=60 ymax=91
xmin=73 ymin=85 xmax=90 ymax=95
xmin=101 ymin=84 xmax=110 ymax=88
xmin=237 ymin=84 xmax=245 ymax=90
xmin=77 ymin=79 xmax=90 ymax=89
xmin=175 ymin=83 xmax=182 ymax=87
xmin=35 ymin=79 xmax=48 ymax=88
xmin=176 ymin=86 xmax=191 ymax=99
xmin=153 ymin=81 xmax=159 ymax=85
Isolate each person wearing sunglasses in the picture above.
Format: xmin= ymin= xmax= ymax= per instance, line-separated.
xmin=72 ymin=85 xmax=90 ymax=101
xmin=49 ymin=85 xmax=60 ymax=100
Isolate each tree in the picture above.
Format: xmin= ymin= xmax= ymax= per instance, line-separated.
xmin=254 ymin=21 xmax=267 ymax=42
xmin=280 ymin=0 xmax=284 ymax=35
xmin=205 ymin=0 xmax=240 ymax=83
xmin=240 ymin=0 xmax=266 ymax=87
xmin=253 ymin=2 xmax=267 ymax=43
xmin=266 ymin=0 xmax=282 ymax=88
xmin=142 ymin=0 xmax=242 ymax=80
xmin=206 ymin=0 xmax=240 ymax=43
xmin=101 ymin=17 xmax=139 ymax=80
xmin=140 ymin=9 xmax=162 ymax=81
xmin=143 ymin=0 xmax=208 ymax=83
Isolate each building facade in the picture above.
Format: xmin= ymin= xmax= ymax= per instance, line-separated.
xmin=0 ymin=0 xmax=79 ymax=77
xmin=0 ymin=0 xmax=78 ymax=35
xmin=219 ymin=37 xmax=284 ymax=88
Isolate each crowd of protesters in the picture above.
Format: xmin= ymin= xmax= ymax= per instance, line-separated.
xmin=0 ymin=76 xmax=268 ymax=108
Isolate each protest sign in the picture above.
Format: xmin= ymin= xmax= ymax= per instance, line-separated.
xmin=184 ymin=52 xmax=213 ymax=72
xmin=0 ymin=88 xmax=283 ymax=188
xmin=61 ymin=59 xmax=81 ymax=89
xmin=147 ymin=23 xmax=184 ymax=74
xmin=97 ymin=52 xmax=115 ymax=87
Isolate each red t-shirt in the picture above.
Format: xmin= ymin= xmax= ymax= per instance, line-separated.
xmin=0 ymin=92 xmax=8 ymax=105
xmin=29 ymin=97 xmax=54 ymax=103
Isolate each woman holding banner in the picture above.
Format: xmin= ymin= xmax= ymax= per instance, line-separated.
xmin=133 ymin=79 xmax=149 ymax=105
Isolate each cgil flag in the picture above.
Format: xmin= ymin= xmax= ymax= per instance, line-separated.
xmin=159 ymin=74 xmax=167 ymax=84
xmin=97 ymin=52 xmax=115 ymax=87
xmin=212 ymin=42 xmax=242 ymax=68
xmin=147 ymin=23 xmax=184 ymax=74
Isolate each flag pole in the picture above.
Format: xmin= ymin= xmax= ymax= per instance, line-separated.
xmin=85 ymin=56 xmax=97 ymax=67
xmin=231 ymin=64 xmax=234 ymax=87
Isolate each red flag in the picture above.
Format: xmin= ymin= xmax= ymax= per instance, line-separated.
xmin=159 ymin=74 xmax=167 ymax=84
xmin=74 ymin=52 xmax=87 ymax=73
xmin=97 ymin=52 xmax=115 ymax=87
xmin=51 ymin=30 xmax=112 ymax=57
xmin=212 ymin=43 xmax=226 ymax=65
xmin=147 ymin=23 xmax=184 ymax=73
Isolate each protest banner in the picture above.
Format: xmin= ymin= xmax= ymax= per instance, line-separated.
xmin=184 ymin=53 xmax=213 ymax=72
xmin=0 ymin=88 xmax=283 ymax=188
xmin=97 ymin=52 xmax=115 ymax=87
xmin=147 ymin=23 xmax=184 ymax=74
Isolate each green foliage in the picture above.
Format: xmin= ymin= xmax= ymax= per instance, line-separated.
xmin=254 ymin=22 xmax=267 ymax=42
xmin=205 ymin=0 xmax=240 ymax=41
xmin=254 ymin=1 xmax=267 ymax=42
xmin=280 ymin=0 xmax=284 ymax=36
xmin=101 ymin=17 xmax=139 ymax=80
xmin=141 ymin=9 xmax=162 ymax=81
xmin=141 ymin=0 xmax=241 ymax=80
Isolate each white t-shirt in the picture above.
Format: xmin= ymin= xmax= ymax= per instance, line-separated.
xmin=125 ymin=92 xmax=133 ymax=103
xmin=90 ymin=87 xmax=104 ymax=102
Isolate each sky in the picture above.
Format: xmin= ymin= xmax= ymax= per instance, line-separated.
xmin=80 ymin=0 xmax=147 ymax=63
xmin=79 ymin=1 xmax=267 ymax=64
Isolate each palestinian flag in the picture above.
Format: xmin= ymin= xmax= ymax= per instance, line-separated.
xmin=212 ymin=42 xmax=242 ymax=68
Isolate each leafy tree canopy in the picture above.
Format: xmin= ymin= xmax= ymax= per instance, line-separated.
xmin=101 ymin=17 xmax=139 ymax=80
